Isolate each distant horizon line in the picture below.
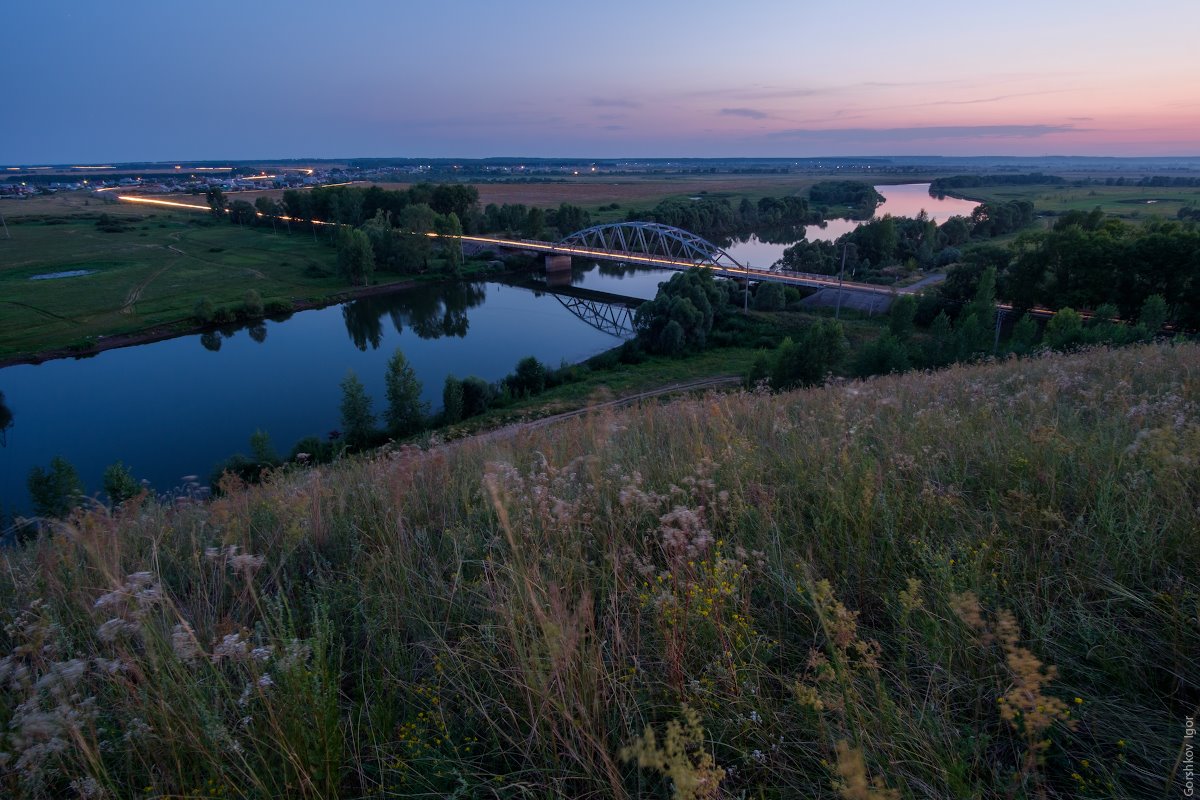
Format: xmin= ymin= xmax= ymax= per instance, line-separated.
xmin=7 ymin=153 xmax=1200 ymax=169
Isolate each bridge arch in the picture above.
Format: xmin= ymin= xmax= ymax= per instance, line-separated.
xmin=559 ymin=222 xmax=744 ymax=272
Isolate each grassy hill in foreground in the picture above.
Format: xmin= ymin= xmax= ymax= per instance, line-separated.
xmin=1 ymin=344 xmax=1196 ymax=798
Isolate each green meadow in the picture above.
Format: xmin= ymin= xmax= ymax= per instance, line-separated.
xmin=1 ymin=214 xmax=348 ymax=361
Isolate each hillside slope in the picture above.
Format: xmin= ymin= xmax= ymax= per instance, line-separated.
xmin=1 ymin=344 xmax=1196 ymax=799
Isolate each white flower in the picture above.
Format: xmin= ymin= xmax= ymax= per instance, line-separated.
xmin=172 ymin=624 xmax=202 ymax=663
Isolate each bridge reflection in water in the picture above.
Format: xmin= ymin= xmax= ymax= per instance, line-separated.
xmin=551 ymin=295 xmax=636 ymax=339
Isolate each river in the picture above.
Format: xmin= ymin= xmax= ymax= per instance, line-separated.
xmin=722 ymin=182 xmax=981 ymax=269
xmin=0 ymin=183 xmax=973 ymax=515
xmin=0 ymin=270 xmax=670 ymax=514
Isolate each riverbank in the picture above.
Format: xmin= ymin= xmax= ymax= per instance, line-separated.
xmin=0 ymin=212 xmax=514 ymax=365
xmin=0 ymin=278 xmax=422 ymax=368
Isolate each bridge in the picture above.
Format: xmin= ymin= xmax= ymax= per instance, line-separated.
xmin=114 ymin=195 xmax=918 ymax=298
xmin=456 ymin=221 xmax=911 ymax=297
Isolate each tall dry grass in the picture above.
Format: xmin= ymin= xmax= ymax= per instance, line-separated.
xmin=1 ymin=343 xmax=1196 ymax=798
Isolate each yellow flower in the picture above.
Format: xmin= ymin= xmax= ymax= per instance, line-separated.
xmin=1074 ymin=697 xmax=1083 ymax=704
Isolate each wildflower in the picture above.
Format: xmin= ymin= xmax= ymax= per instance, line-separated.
xmin=96 ymin=618 xmax=137 ymax=643
xmin=172 ymin=623 xmax=202 ymax=663
xmin=230 ymin=553 xmax=265 ymax=577
xmin=212 ymin=632 xmax=250 ymax=662
xmin=250 ymin=646 xmax=273 ymax=663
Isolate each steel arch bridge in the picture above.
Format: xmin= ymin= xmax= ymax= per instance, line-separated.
xmin=558 ymin=222 xmax=745 ymax=272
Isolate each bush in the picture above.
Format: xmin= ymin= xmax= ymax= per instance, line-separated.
xmin=461 ymin=376 xmax=492 ymax=418
xmin=242 ymin=290 xmax=264 ymax=318
xmin=103 ymin=462 xmax=142 ymax=505
xmin=508 ymin=356 xmax=548 ymax=398
xmin=27 ymin=456 xmax=83 ymax=518
xmin=194 ymin=296 xmax=215 ymax=324
xmin=767 ymin=319 xmax=847 ymax=389
xmin=442 ymin=376 xmax=465 ymax=424
xmin=752 ymin=282 xmax=786 ymax=311
xmin=1045 ymin=307 xmax=1085 ymax=350
xmin=854 ymin=333 xmax=912 ymax=377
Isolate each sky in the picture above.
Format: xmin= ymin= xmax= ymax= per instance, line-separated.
xmin=3 ymin=0 xmax=1199 ymax=162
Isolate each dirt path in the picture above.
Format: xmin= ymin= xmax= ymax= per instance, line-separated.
xmin=122 ymin=260 xmax=176 ymax=314
xmin=472 ymin=375 xmax=742 ymax=445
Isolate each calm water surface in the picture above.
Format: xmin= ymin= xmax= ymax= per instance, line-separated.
xmin=723 ymin=182 xmax=981 ymax=267
xmin=1 ymin=274 xmax=665 ymax=513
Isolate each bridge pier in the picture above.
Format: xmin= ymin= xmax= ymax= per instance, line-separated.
xmin=545 ymin=254 xmax=572 ymax=273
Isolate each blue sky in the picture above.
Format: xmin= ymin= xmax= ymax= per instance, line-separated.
xmin=3 ymin=0 xmax=1198 ymax=162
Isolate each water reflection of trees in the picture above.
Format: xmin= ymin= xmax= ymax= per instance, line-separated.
xmin=341 ymin=283 xmax=488 ymax=351
xmin=715 ymin=224 xmax=809 ymax=248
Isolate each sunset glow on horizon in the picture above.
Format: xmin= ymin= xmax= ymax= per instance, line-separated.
xmin=3 ymin=0 xmax=1198 ymax=161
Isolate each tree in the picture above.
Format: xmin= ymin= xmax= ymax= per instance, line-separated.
xmin=339 ymin=370 xmax=376 ymax=449
xmin=433 ymin=212 xmax=464 ymax=275
xmin=396 ymin=204 xmax=438 ymax=270
xmin=442 ymin=376 xmax=465 ymax=424
xmin=1008 ymin=314 xmax=1038 ymax=355
xmin=888 ymin=295 xmax=918 ymax=341
xmin=228 ymin=200 xmax=257 ymax=226
xmin=255 ymin=196 xmax=280 ymax=231
xmin=854 ymin=333 xmax=911 ymax=377
xmin=634 ymin=269 xmax=728 ymax=355
xmin=522 ymin=207 xmax=545 ymax=239
xmin=194 ymin=296 xmax=216 ymax=324
xmin=769 ymin=320 xmax=846 ymax=389
xmin=461 ymin=376 xmax=491 ymax=418
xmin=242 ymin=289 xmax=264 ymax=318
xmin=954 ymin=313 xmax=985 ymax=360
xmin=963 ymin=266 xmax=997 ymax=331
xmin=926 ymin=310 xmax=954 ymax=367
xmin=205 ymin=187 xmax=227 ymax=219
xmin=383 ymin=349 xmax=428 ymax=438
xmin=1044 ymin=307 xmax=1084 ymax=350
xmin=752 ymin=282 xmax=786 ymax=311
xmin=28 ymin=456 xmax=83 ymax=518
xmin=509 ymin=356 xmax=548 ymax=397
xmin=103 ymin=462 xmax=142 ymax=505
xmin=249 ymin=429 xmax=280 ymax=466
xmin=1139 ymin=294 xmax=1168 ymax=335
xmin=336 ymin=228 xmax=376 ymax=286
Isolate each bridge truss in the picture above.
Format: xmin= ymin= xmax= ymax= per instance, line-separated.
xmin=559 ymin=222 xmax=745 ymax=272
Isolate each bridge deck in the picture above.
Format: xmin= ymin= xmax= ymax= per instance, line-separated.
xmin=459 ymin=234 xmax=905 ymax=296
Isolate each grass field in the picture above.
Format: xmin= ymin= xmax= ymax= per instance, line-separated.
xmin=0 ymin=214 xmax=346 ymax=360
xmin=940 ymin=182 xmax=1200 ymax=219
xmin=208 ymin=175 xmax=833 ymax=224
xmin=1 ymin=193 xmax=158 ymax=219
xmin=0 ymin=343 xmax=1193 ymax=797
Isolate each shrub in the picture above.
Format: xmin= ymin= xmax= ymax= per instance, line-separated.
xmin=193 ymin=296 xmax=215 ymax=324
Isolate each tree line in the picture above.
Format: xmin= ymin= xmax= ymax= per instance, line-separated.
xmin=928 ymin=173 xmax=1066 ymax=196
xmin=776 ymin=199 xmax=1035 ymax=282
